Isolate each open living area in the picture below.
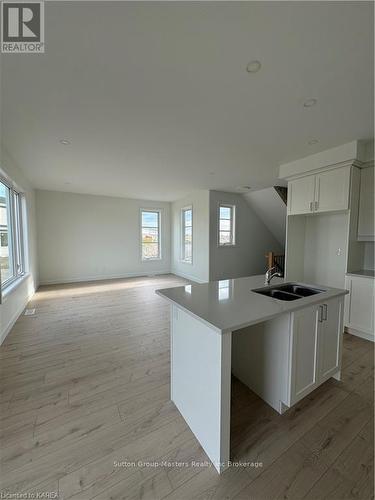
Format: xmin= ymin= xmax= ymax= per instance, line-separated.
xmin=0 ymin=2 xmax=374 ymax=499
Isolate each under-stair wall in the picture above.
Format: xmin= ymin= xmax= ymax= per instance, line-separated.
xmin=243 ymin=186 xmax=287 ymax=247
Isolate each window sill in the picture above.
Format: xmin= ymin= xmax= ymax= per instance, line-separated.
xmin=218 ymin=244 xmax=237 ymax=248
xmin=2 ymin=273 xmax=30 ymax=301
xmin=180 ymin=260 xmax=193 ymax=265
xmin=142 ymin=258 xmax=162 ymax=262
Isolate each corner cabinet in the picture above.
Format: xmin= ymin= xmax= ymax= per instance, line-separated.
xmin=287 ymin=166 xmax=351 ymax=215
xmin=288 ymin=297 xmax=343 ymax=406
xmin=345 ymin=275 xmax=374 ymax=342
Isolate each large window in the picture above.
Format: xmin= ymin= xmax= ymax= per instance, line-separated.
xmin=141 ymin=209 xmax=161 ymax=260
xmin=0 ymin=180 xmax=24 ymax=288
xmin=218 ymin=204 xmax=236 ymax=246
xmin=181 ymin=206 xmax=192 ymax=263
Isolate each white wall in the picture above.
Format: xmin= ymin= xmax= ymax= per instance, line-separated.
xmin=303 ymin=212 xmax=349 ymax=289
xmin=0 ymin=149 xmax=38 ymax=344
xmin=171 ymin=191 xmax=210 ymax=283
xmin=36 ymin=190 xmax=171 ymax=284
xmin=209 ymin=191 xmax=283 ymax=281
xmin=243 ymin=187 xmax=287 ymax=246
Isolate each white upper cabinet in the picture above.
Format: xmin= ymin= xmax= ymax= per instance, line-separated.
xmin=315 ymin=167 xmax=350 ymax=213
xmin=287 ymin=166 xmax=351 ymax=215
xmin=287 ymin=175 xmax=316 ymax=215
xmin=357 ymin=167 xmax=374 ymax=241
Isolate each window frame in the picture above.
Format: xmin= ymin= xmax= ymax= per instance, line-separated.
xmin=180 ymin=205 xmax=193 ymax=264
xmin=0 ymin=176 xmax=26 ymax=290
xmin=218 ymin=203 xmax=236 ymax=247
xmin=140 ymin=208 xmax=162 ymax=262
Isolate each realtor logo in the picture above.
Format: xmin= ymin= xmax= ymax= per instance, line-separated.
xmin=1 ymin=1 xmax=44 ymax=53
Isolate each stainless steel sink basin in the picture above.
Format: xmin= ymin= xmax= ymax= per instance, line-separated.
xmin=252 ymin=283 xmax=325 ymax=301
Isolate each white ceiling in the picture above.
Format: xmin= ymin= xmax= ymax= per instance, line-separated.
xmin=1 ymin=1 xmax=373 ymax=201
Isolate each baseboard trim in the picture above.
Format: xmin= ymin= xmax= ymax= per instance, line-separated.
xmin=39 ymin=270 xmax=171 ymax=286
xmin=345 ymin=326 xmax=374 ymax=342
xmin=0 ymin=290 xmax=35 ymax=345
xmin=171 ymin=271 xmax=207 ymax=284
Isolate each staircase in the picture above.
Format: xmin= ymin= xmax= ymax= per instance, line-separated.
xmin=265 ymin=251 xmax=285 ymax=276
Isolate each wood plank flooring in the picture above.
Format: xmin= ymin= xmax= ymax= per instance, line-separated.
xmin=0 ymin=274 xmax=373 ymax=499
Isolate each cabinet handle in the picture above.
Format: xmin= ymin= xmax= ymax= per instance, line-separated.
xmin=318 ymin=305 xmax=323 ymax=322
xmin=323 ymin=304 xmax=328 ymax=321
xmin=310 ymin=201 xmax=314 ymax=212
xmin=315 ymin=201 xmax=319 ymax=211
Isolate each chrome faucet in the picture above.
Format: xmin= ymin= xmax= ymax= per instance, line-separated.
xmin=265 ymin=266 xmax=283 ymax=285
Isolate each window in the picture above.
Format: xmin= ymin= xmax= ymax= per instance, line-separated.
xmin=0 ymin=180 xmax=25 ymax=288
xmin=141 ymin=210 xmax=161 ymax=260
xmin=218 ymin=204 xmax=235 ymax=246
xmin=181 ymin=206 xmax=192 ymax=263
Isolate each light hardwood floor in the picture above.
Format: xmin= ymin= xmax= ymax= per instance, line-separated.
xmin=0 ymin=274 xmax=373 ymax=500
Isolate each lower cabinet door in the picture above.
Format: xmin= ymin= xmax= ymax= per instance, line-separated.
xmin=289 ymin=305 xmax=320 ymax=405
xmin=318 ymin=298 xmax=343 ymax=382
xmin=345 ymin=276 xmax=374 ymax=338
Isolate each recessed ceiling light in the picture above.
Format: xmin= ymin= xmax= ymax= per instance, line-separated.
xmin=246 ymin=60 xmax=261 ymax=73
xmin=303 ymin=98 xmax=317 ymax=108
xmin=59 ymin=139 xmax=71 ymax=145
xmin=308 ymin=139 xmax=319 ymax=145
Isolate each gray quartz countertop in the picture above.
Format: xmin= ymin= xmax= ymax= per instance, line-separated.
xmin=156 ymin=275 xmax=348 ymax=334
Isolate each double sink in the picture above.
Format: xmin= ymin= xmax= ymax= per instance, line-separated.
xmin=253 ymin=283 xmax=325 ymax=301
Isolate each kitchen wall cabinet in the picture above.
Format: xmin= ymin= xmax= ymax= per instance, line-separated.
xmin=357 ymin=166 xmax=374 ymax=241
xmin=287 ymin=166 xmax=351 ymax=215
xmin=315 ymin=168 xmax=351 ymax=213
xmin=345 ymin=275 xmax=374 ymax=341
xmin=287 ymin=175 xmax=316 ymax=215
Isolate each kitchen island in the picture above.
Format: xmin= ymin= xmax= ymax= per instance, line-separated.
xmin=156 ymin=275 xmax=348 ymax=473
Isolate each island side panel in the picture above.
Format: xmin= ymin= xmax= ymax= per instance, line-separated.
xmin=170 ymin=304 xmax=232 ymax=473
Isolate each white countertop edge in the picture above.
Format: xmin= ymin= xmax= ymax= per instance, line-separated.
xmin=156 ymin=285 xmax=348 ymax=334
xmin=346 ymin=271 xmax=375 ymax=279
xmin=155 ymin=290 xmax=224 ymax=333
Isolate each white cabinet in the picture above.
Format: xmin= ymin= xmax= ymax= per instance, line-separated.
xmin=232 ymin=296 xmax=345 ymax=414
xmin=289 ymin=297 xmax=344 ymax=405
xmin=287 ymin=166 xmax=351 ymax=216
xmin=345 ymin=275 xmax=374 ymax=341
xmin=358 ymin=167 xmax=374 ymax=241
xmin=288 ymin=175 xmax=316 ymax=215
xmin=318 ymin=298 xmax=343 ymax=381
xmin=315 ymin=168 xmax=351 ymax=213
xmin=289 ymin=305 xmax=319 ymax=404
